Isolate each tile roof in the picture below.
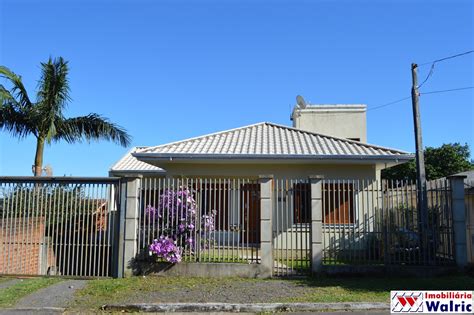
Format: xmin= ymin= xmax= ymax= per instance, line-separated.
xmin=134 ymin=122 xmax=413 ymax=161
xmin=110 ymin=147 xmax=165 ymax=173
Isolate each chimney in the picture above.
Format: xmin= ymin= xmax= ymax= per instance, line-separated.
xmin=291 ymin=104 xmax=367 ymax=142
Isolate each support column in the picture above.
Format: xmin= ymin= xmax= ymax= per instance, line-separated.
xmin=259 ymin=175 xmax=273 ymax=278
xmin=449 ymin=175 xmax=467 ymax=268
xmin=117 ymin=175 xmax=142 ymax=277
xmin=309 ymin=175 xmax=324 ymax=273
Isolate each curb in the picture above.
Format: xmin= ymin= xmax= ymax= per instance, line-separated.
xmin=0 ymin=307 xmax=65 ymax=314
xmin=102 ymin=302 xmax=390 ymax=313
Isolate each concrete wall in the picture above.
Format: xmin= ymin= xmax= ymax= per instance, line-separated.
xmin=291 ymin=105 xmax=367 ymax=143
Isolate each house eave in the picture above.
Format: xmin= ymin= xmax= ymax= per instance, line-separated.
xmin=133 ymin=153 xmax=414 ymax=164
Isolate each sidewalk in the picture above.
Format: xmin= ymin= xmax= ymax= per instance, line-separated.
xmin=0 ymin=274 xmax=472 ymax=313
xmin=103 ymin=302 xmax=390 ymax=313
xmin=0 ymin=279 xmax=84 ymax=315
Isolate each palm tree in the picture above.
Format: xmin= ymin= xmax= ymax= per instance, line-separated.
xmin=0 ymin=57 xmax=131 ymax=176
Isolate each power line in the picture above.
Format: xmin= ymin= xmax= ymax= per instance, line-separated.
xmin=367 ymin=51 xmax=473 ymax=112
xmin=420 ymin=86 xmax=474 ymax=95
xmin=417 ymin=63 xmax=435 ymax=89
xmin=418 ymin=50 xmax=474 ymax=66
xmin=367 ymin=96 xmax=411 ymax=111
xmin=367 ymin=86 xmax=473 ymax=112
xmin=417 ymin=50 xmax=474 ymax=89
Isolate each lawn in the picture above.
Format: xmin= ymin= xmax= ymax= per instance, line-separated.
xmin=0 ymin=277 xmax=62 ymax=308
xmin=287 ymin=274 xmax=474 ymax=303
xmin=69 ymin=274 xmax=474 ymax=311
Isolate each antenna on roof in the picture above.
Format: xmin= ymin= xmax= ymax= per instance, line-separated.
xmin=296 ymin=95 xmax=307 ymax=109
xmin=42 ymin=164 xmax=53 ymax=176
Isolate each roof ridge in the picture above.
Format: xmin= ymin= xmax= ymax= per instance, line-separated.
xmin=138 ymin=122 xmax=269 ymax=153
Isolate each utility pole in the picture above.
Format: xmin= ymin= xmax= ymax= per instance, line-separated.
xmin=411 ymin=63 xmax=429 ymax=264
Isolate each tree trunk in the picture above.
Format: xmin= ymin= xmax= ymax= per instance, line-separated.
xmin=34 ymin=138 xmax=45 ymax=176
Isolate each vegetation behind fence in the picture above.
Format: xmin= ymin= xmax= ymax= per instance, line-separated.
xmin=0 ymin=177 xmax=120 ymax=277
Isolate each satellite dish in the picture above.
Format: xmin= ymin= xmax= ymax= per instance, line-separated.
xmin=296 ymin=95 xmax=307 ymax=109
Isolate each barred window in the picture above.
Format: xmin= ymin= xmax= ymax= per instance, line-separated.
xmin=323 ymin=183 xmax=355 ymax=224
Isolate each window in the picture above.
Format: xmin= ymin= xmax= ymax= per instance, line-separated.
xmin=293 ymin=183 xmax=311 ymax=224
xmin=323 ymin=182 xmax=355 ymax=224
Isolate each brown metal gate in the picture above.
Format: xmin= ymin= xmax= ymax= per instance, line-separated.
xmin=0 ymin=177 xmax=121 ymax=277
xmin=272 ymin=178 xmax=311 ymax=276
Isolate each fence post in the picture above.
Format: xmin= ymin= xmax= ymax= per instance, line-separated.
xmin=259 ymin=175 xmax=273 ymax=278
xmin=117 ymin=175 xmax=142 ymax=277
xmin=448 ymin=175 xmax=467 ymax=268
xmin=309 ymin=175 xmax=324 ymax=273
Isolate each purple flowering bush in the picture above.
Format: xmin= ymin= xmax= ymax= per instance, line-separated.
xmin=149 ymin=236 xmax=182 ymax=263
xmin=146 ymin=186 xmax=217 ymax=263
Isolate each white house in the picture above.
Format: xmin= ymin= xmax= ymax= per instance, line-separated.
xmin=110 ymin=102 xmax=413 ymax=255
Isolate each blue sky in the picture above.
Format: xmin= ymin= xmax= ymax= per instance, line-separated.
xmin=0 ymin=0 xmax=473 ymax=176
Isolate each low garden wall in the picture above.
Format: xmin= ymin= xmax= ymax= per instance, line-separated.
xmin=132 ymin=261 xmax=269 ymax=278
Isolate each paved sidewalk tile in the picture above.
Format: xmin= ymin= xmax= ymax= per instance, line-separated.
xmin=0 ymin=279 xmax=21 ymax=291
xmin=14 ymin=280 xmax=86 ymax=309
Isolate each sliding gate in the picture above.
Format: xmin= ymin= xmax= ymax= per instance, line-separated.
xmin=0 ymin=177 xmax=121 ymax=277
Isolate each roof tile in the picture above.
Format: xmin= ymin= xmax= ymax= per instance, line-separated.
xmin=136 ymin=122 xmax=411 ymax=158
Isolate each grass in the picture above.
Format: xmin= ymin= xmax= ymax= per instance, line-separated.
xmin=286 ymin=274 xmax=474 ymax=303
xmin=189 ymin=253 xmax=249 ymax=263
xmin=69 ymin=274 xmax=474 ymax=311
xmin=182 ymin=248 xmax=257 ymax=263
xmin=0 ymin=277 xmax=62 ymax=308
xmin=70 ymin=276 xmax=263 ymax=310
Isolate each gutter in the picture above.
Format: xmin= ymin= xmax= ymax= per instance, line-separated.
xmin=133 ymin=152 xmax=415 ymax=163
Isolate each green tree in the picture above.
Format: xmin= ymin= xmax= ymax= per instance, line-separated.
xmin=0 ymin=57 xmax=131 ymax=176
xmin=382 ymin=143 xmax=473 ymax=181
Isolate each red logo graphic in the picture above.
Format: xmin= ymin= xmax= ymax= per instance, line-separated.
xmin=391 ymin=292 xmax=423 ymax=313
xmin=397 ymin=296 xmax=418 ymax=307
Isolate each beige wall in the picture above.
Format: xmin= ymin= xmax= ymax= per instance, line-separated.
xmin=291 ymin=105 xmax=367 ymax=142
xmin=157 ymin=162 xmax=379 ymax=180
